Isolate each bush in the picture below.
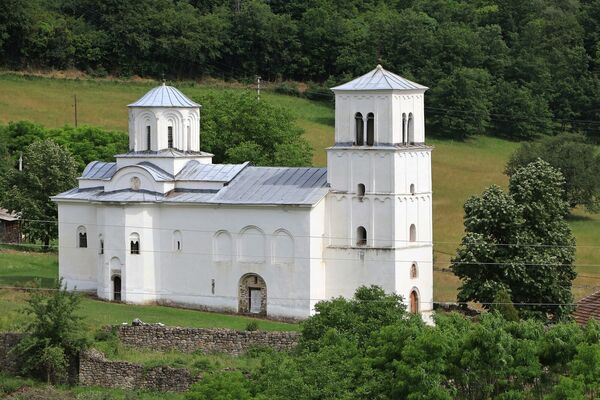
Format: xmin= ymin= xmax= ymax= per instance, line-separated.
xmin=185 ymin=372 xmax=252 ymax=400
xmin=245 ymin=321 xmax=259 ymax=332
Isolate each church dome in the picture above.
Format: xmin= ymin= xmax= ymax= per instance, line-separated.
xmin=128 ymin=83 xmax=200 ymax=108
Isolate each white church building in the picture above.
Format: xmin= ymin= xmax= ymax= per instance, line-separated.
xmin=53 ymin=65 xmax=433 ymax=321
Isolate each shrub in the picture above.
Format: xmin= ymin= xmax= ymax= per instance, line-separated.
xmin=245 ymin=321 xmax=259 ymax=332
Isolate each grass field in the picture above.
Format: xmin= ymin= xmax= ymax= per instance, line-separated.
xmin=0 ymin=73 xmax=598 ymax=304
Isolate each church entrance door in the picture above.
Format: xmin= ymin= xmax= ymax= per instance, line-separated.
xmin=113 ymin=275 xmax=121 ymax=301
xmin=249 ymin=289 xmax=262 ymax=313
xmin=238 ymin=273 xmax=267 ymax=315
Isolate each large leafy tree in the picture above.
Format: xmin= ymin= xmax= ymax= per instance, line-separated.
xmin=506 ymin=132 xmax=600 ymax=212
xmin=452 ymin=159 xmax=576 ymax=321
xmin=0 ymin=140 xmax=78 ymax=249
xmin=195 ymin=90 xmax=312 ymax=166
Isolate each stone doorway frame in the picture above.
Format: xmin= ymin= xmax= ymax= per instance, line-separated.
xmin=238 ymin=273 xmax=267 ymax=315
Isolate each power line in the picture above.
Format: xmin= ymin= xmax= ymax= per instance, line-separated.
xmin=11 ymin=218 xmax=600 ymax=249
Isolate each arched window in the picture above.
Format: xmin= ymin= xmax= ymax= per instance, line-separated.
xmin=410 ymin=263 xmax=418 ymax=279
xmin=77 ymin=226 xmax=87 ymax=248
xmin=410 ymin=289 xmax=419 ymax=313
xmin=357 ymin=226 xmax=367 ymax=246
xmin=146 ymin=126 xmax=151 ymax=151
xmin=357 ymin=183 xmax=365 ymax=197
xmin=168 ymin=126 xmax=174 ymax=148
xmin=402 ymin=113 xmax=407 ymax=144
xmin=408 ymin=113 xmax=414 ymax=144
xmin=409 ymin=224 xmax=417 ymax=243
xmin=355 ymin=113 xmax=364 ymax=146
xmin=130 ymin=233 xmax=140 ymax=255
xmin=99 ymin=234 xmax=104 ymax=255
xmin=410 ymin=183 xmax=415 ymax=195
xmin=173 ymin=230 xmax=182 ymax=252
xmin=366 ymin=113 xmax=374 ymax=146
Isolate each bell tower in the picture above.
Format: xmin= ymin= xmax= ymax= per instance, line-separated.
xmin=325 ymin=65 xmax=433 ymax=319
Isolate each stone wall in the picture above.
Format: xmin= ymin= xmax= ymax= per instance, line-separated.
xmin=114 ymin=325 xmax=300 ymax=355
xmin=79 ymin=349 xmax=199 ymax=392
xmin=0 ymin=333 xmax=23 ymax=374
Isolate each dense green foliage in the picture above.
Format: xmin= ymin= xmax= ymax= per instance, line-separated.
xmin=194 ymin=91 xmax=312 ymax=166
xmin=0 ymin=0 xmax=598 ymax=141
xmin=0 ymin=121 xmax=128 ymax=171
xmin=0 ymin=140 xmax=78 ymax=248
xmin=506 ymin=133 xmax=600 ymax=212
xmin=14 ymin=279 xmax=89 ymax=384
xmin=186 ymin=286 xmax=600 ymax=399
xmin=452 ymin=159 xmax=576 ymax=321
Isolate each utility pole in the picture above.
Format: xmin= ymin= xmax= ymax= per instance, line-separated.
xmin=256 ymin=75 xmax=261 ymax=101
xmin=18 ymin=152 xmax=22 ymax=171
xmin=73 ymin=94 xmax=78 ymax=127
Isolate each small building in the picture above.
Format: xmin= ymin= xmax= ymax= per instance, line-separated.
xmin=573 ymin=291 xmax=600 ymax=325
xmin=0 ymin=209 xmax=20 ymax=244
xmin=53 ymin=66 xmax=434 ymax=321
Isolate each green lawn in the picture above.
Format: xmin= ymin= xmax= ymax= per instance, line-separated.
xmin=0 ymin=73 xmax=598 ymax=303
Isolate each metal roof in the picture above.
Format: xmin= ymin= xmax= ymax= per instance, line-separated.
xmin=128 ymin=84 xmax=200 ymax=108
xmin=176 ymin=161 xmax=249 ymax=182
xmin=80 ymin=161 xmax=117 ymax=180
xmin=0 ymin=208 xmax=19 ymax=222
xmin=54 ymin=166 xmax=329 ymax=206
xmin=331 ymin=65 xmax=428 ymax=91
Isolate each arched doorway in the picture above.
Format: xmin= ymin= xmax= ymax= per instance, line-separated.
xmin=410 ymin=289 xmax=419 ymax=314
xmin=112 ymin=275 xmax=122 ymax=302
xmin=238 ymin=274 xmax=267 ymax=315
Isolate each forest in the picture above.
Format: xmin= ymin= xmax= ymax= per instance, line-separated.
xmin=1 ymin=0 xmax=599 ymax=141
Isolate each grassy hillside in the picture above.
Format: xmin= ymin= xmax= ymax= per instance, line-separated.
xmin=0 ymin=73 xmax=598 ymax=302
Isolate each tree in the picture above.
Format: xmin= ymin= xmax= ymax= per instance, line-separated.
xmin=506 ymin=133 xmax=600 ymax=212
xmin=186 ymin=371 xmax=253 ymax=400
xmin=428 ymin=67 xmax=494 ymax=139
xmin=196 ymin=91 xmax=312 ymax=166
xmin=0 ymin=140 xmax=78 ymax=249
xmin=452 ymin=159 xmax=576 ymax=321
xmin=13 ymin=279 xmax=88 ymax=383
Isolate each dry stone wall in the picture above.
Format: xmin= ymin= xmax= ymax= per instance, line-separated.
xmin=114 ymin=325 xmax=300 ymax=355
xmin=0 ymin=333 xmax=23 ymax=374
xmin=79 ymin=349 xmax=199 ymax=392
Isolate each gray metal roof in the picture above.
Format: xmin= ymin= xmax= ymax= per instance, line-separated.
xmin=176 ymin=161 xmax=249 ymax=182
xmin=128 ymin=84 xmax=200 ymax=108
xmin=80 ymin=161 xmax=117 ymax=180
xmin=0 ymin=208 xmax=19 ymax=222
xmin=54 ymin=166 xmax=329 ymax=206
xmin=331 ymin=65 xmax=428 ymax=91
xmin=136 ymin=162 xmax=174 ymax=181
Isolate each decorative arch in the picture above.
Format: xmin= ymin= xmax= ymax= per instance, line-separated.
xmin=272 ymin=229 xmax=294 ymax=265
xmin=239 ymin=226 xmax=265 ymax=263
xmin=213 ymin=230 xmax=233 ymax=262
xmin=77 ymin=226 xmax=87 ymax=248
xmin=357 ymin=226 xmax=367 ymax=246
xmin=409 ymin=287 xmax=420 ymax=313
xmin=129 ymin=232 xmax=140 ymax=255
xmin=163 ymin=110 xmax=183 ymax=150
xmin=238 ymin=273 xmax=267 ymax=315
xmin=173 ymin=230 xmax=182 ymax=252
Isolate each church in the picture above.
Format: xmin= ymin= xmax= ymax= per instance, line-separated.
xmin=53 ymin=65 xmax=433 ymax=321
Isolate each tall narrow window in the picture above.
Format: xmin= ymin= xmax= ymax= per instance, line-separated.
xmin=168 ymin=126 xmax=173 ymax=148
xmin=409 ymin=224 xmax=417 ymax=243
xmin=410 ymin=263 xmax=418 ymax=279
xmin=410 ymin=290 xmax=419 ymax=313
xmin=408 ymin=113 xmax=414 ymax=144
xmin=130 ymin=233 xmax=140 ymax=255
xmin=77 ymin=226 xmax=87 ymax=248
xmin=357 ymin=183 xmax=365 ymax=198
xmin=146 ymin=126 xmax=151 ymax=151
xmin=355 ymin=113 xmax=364 ymax=145
xmin=173 ymin=230 xmax=182 ymax=252
xmin=357 ymin=226 xmax=367 ymax=246
xmin=366 ymin=113 xmax=374 ymax=146
xmin=410 ymin=183 xmax=415 ymax=195
xmin=187 ymin=125 xmax=192 ymax=150
xmin=99 ymin=234 xmax=104 ymax=255
xmin=402 ymin=113 xmax=407 ymax=144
